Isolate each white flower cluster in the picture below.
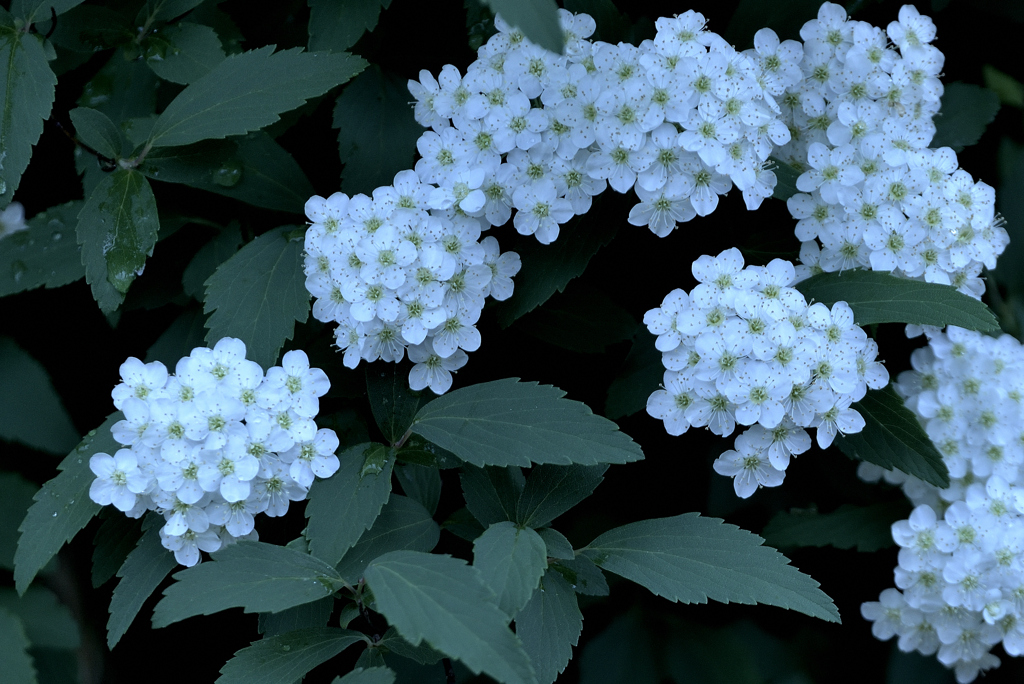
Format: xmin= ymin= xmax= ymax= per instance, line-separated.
xmin=860 ymin=327 xmax=1024 ymax=683
xmin=87 ymin=338 xmax=340 ymax=567
xmin=778 ymin=3 xmax=1007 ymax=297
xmin=643 ymin=247 xmax=888 ymax=497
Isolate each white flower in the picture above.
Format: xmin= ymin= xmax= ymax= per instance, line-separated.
xmin=89 ymin=450 xmax=149 ymax=512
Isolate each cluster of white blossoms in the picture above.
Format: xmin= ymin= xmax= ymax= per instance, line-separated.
xmin=643 ymin=247 xmax=888 ymax=497
xmin=778 ymin=3 xmax=1007 ymax=298
xmin=86 ymin=338 xmax=340 ymax=566
xmin=860 ymin=327 xmax=1024 ymax=683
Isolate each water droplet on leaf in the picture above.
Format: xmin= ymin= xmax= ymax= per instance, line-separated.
xmin=11 ymin=260 xmax=26 ymax=284
xmin=212 ymin=160 xmax=243 ymax=187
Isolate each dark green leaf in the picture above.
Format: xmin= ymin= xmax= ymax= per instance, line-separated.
xmin=146 ymin=23 xmax=225 ymax=85
xmin=440 ymin=507 xmax=485 ymax=542
xmin=147 ymin=46 xmax=367 ymax=148
xmin=493 ymin=213 xmax=617 ymax=327
xmin=994 ymin=145 xmax=1024 ymax=296
xmin=835 ymin=384 xmax=949 ymax=488
xmin=0 ymin=336 xmax=79 ymax=454
xmin=550 ymin=556 xmax=608 ymax=596
xmin=724 ymin=0 xmax=822 ymax=45
xmin=0 ymin=474 xmax=37 ymax=572
xmin=0 ymin=9 xmax=57 ymax=205
xmin=395 ymin=464 xmax=441 ymax=516
xmin=770 ymin=157 xmax=802 ymax=201
xmin=481 ymin=0 xmax=563 ymax=54
xmin=364 ymin=550 xmax=537 ymax=684
xmin=258 ymin=597 xmax=334 ymax=637
xmin=0 ymin=201 xmax=85 ymax=297
xmin=12 ymin=0 xmax=88 ymax=24
xmin=515 ymin=570 xmax=581 ymax=684
xmin=395 ymin=435 xmax=460 ymax=469
xmin=604 ymin=329 xmax=662 ymax=420
xmin=473 ymin=522 xmax=547 ymax=618
xmin=517 ymin=464 xmax=606 ymax=528
xmin=78 ymin=50 xmax=158 ymax=122
xmin=106 ymin=520 xmax=178 ymax=648
xmin=0 ymin=607 xmax=35 ymax=684
xmin=152 ymin=541 xmax=343 ymax=628
xmin=578 ymin=612 xmax=658 ymax=684
xmin=794 ymin=269 xmax=999 ymax=331
xmin=333 ymin=65 xmax=423 ymax=196
xmin=181 ymin=223 xmax=242 ymax=299
xmin=335 ymin=495 xmax=440 ymax=585
xmin=76 ymin=168 xmax=160 ymax=312
xmin=305 ymin=443 xmax=394 ymax=567
xmin=761 ymin=502 xmax=908 ymax=553
xmin=308 ymin=0 xmax=392 ymax=53
xmin=377 ymin=626 xmax=443 ymax=665
xmin=983 ymin=64 xmax=1024 ymax=109
xmin=931 ymin=82 xmax=1000 ymax=152
xmin=202 ymin=225 xmax=310 ymax=368
xmin=14 ymin=413 xmax=119 ymax=593
xmin=69 ymin=107 xmax=125 ymax=159
xmin=366 ymin=363 xmax=423 ymax=444
xmin=217 ymin=628 xmax=367 ymax=684
xmin=145 ymin=305 xmax=208 ymax=366
xmin=91 ymin=513 xmax=143 ymax=587
xmin=517 ymin=289 xmax=635 ymax=354
xmin=536 ymin=529 xmax=573 ymax=561
xmin=411 ymin=379 xmax=644 ymax=467
xmin=460 ymin=465 xmax=525 ymax=527
xmin=333 ymin=667 xmax=397 ymax=684
xmin=0 ymin=586 xmax=79 ymax=650
xmin=356 ymin=647 xmax=388 ymax=669
xmin=139 ymin=0 xmax=207 ymax=23
xmin=580 ymin=513 xmax=840 ymax=623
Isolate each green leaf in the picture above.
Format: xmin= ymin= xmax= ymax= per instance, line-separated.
xmin=411 ymin=379 xmax=644 ymax=467
xmin=364 ymin=550 xmax=537 ymax=684
xmin=332 ymin=667 xmax=397 ymax=684
xmin=517 ymin=464 xmax=606 ymax=528
xmin=578 ymin=612 xmax=658 ymax=684
xmin=147 ymin=46 xmax=367 ymax=148
xmin=308 ymin=0 xmax=392 ymax=52
xmin=931 ymin=82 xmax=1000 ymax=152
xmin=0 ymin=474 xmax=37 ymax=572
xmin=79 ymin=50 xmax=158 ymax=122
xmin=0 ymin=607 xmax=36 ymax=684
xmin=91 ymin=513 xmax=143 ymax=587
xmin=181 ymin=223 xmax=242 ymax=299
xmin=356 ymin=647 xmax=387 ymax=669
xmin=493 ymin=214 xmax=617 ymax=327
xmin=0 ymin=200 xmax=86 ymax=297
xmin=460 ymin=465 xmax=525 ymax=528
xmin=0 ymin=336 xmax=79 ymax=454
xmin=481 ymin=0 xmax=563 ymax=54
xmin=515 ymin=570 xmax=581 ymax=684
xmin=983 ymin=64 xmax=1024 ymax=109
xmin=202 ymin=225 xmax=310 ymax=368
xmin=69 ymin=107 xmax=125 ymax=159
xmin=151 ymin=541 xmax=343 ymax=628
xmin=604 ymin=329 xmax=662 ymax=420
xmin=579 ymin=513 xmax=841 ymax=623
xmin=395 ymin=435 xmax=460 ymax=469
xmin=517 ymin=289 xmax=635 ymax=354
xmin=761 ymin=502 xmax=908 ymax=553
xmin=770 ymin=157 xmax=802 ymax=201
xmin=536 ymin=529 xmax=573 ymax=561
xmin=0 ymin=10 xmax=57 ymax=205
xmin=146 ymin=23 xmax=225 ymax=85
xmin=305 ymin=443 xmax=394 ymax=567
xmin=723 ymin=0 xmax=822 ymax=45
xmin=139 ymin=0 xmax=207 ymax=24
xmin=106 ymin=520 xmax=177 ymax=648
xmin=335 ymin=496 xmax=440 ymax=585
xmin=794 ymin=270 xmax=1000 ymax=331
xmin=76 ymin=168 xmax=160 ymax=312
xmin=258 ymin=597 xmax=334 ymax=637
xmin=14 ymin=413 xmax=119 ymax=594
xmin=0 ymin=586 xmax=80 ymax=650
xmin=395 ymin=464 xmax=441 ymax=516
xmin=366 ymin=363 xmax=423 ymax=444
xmin=377 ymin=626 xmax=443 ymax=665
xmin=550 ymin=556 xmax=608 ymax=596
xmin=473 ymin=522 xmax=547 ymax=618
xmin=217 ymin=627 xmax=367 ymax=684
xmin=12 ymin=0 xmax=88 ymax=24
xmin=441 ymin=507 xmax=485 ymax=542
xmin=333 ymin=65 xmax=424 ymax=196
xmin=835 ymin=384 xmax=949 ymax=488
xmin=144 ymin=305 xmax=208 ymax=367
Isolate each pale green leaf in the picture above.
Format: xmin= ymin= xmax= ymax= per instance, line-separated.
xmin=305 ymin=443 xmax=394 ymax=567
xmin=69 ymin=107 xmax=125 ymax=159
xmin=516 ymin=464 xmax=606 ymax=528
xmin=0 ymin=201 xmax=85 ymax=297
xmin=516 ymin=289 xmax=635 ymax=354
xmin=366 ymin=363 xmax=423 ymax=444
xmin=12 ymin=0 xmax=87 ymax=24
xmin=473 ymin=522 xmax=547 ymax=618
xmin=14 ymin=413 xmax=119 ymax=594
xmin=181 ymin=223 xmax=242 ymax=299
xmin=308 ymin=0 xmax=392 ymax=52
xmin=460 ymin=465 xmax=525 ymax=528
xmin=410 ymin=379 xmax=644 ymax=467
xmin=147 ymin=46 xmax=367 ymax=148
xmin=604 ymin=329 xmax=662 ymax=420
xmin=258 ymin=597 xmax=334 ymax=637
xmin=202 ymin=225 xmax=310 ymax=368
xmin=146 ymin=23 xmax=225 ymax=85
xmin=106 ymin=520 xmax=177 ymax=648
xmin=0 ymin=336 xmax=79 ymax=454
xmin=580 ymin=513 xmax=840 ymax=623
xmin=332 ymin=667 xmax=397 ymax=684
xmin=394 ymin=464 xmax=441 ymax=516
xmin=0 ymin=607 xmax=36 ymax=684
xmin=76 ymin=168 xmax=160 ymax=312
xmin=794 ymin=269 xmax=999 ymax=331
xmin=91 ymin=513 xmax=143 ymax=587
xmin=364 ymin=550 xmax=538 ymax=684
xmin=151 ymin=541 xmax=343 ymax=628
xmin=0 ymin=10 xmax=57 ymax=205
xmin=217 ymin=627 xmax=366 ymax=684
xmin=515 ymin=570 xmax=581 ymax=684
xmin=931 ymin=82 xmax=1000 ymax=152
xmin=335 ymin=495 xmax=439 ymax=585
xmin=536 ymin=529 xmax=573 ymax=561
xmin=482 ymin=0 xmax=563 ymax=54
xmin=0 ymin=473 xmax=37 ymax=572
xmin=0 ymin=586 xmax=79 ymax=650
xmin=761 ymin=502 xmax=908 ymax=553
xmin=835 ymin=384 xmax=949 ymax=488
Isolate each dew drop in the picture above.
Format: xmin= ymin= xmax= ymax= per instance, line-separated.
xmin=212 ymin=160 xmax=243 ymax=187
xmin=52 ymin=512 xmax=57 ymax=517
xmin=11 ymin=260 xmax=26 ymax=284
xmin=51 ymin=231 xmax=62 ymax=241
xmin=281 ymin=645 xmax=291 ymax=652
